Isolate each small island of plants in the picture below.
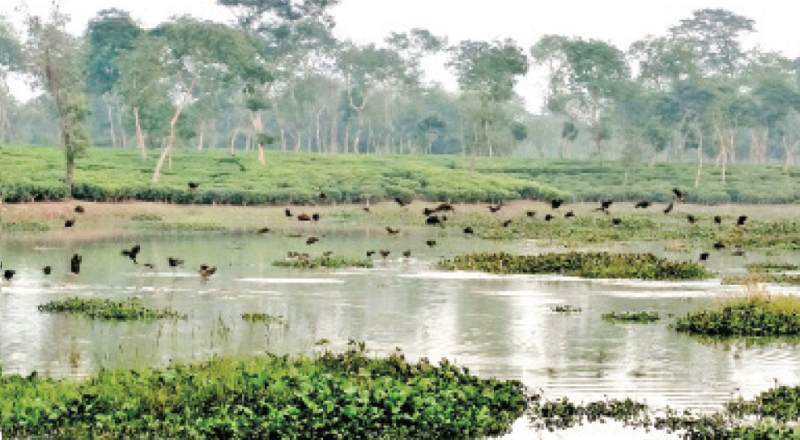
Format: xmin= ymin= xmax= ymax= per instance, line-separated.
xmin=675 ymin=295 xmax=800 ymax=337
xmin=273 ymin=255 xmax=374 ymax=269
xmin=38 ymin=298 xmax=187 ymax=321
xmin=602 ymin=311 xmax=661 ymax=323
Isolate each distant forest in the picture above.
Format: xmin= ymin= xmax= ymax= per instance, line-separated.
xmin=1 ymin=2 xmax=799 ymax=180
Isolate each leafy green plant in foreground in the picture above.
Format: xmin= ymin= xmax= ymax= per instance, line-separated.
xmin=0 ymin=345 xmax=526 ymax=439
xmin=38 ymin=297 xmax=186 ymax=321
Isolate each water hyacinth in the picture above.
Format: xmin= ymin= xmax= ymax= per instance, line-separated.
xmin=675 ymin=296 xmax=800 ymax=337
xmin=602 ymin=311 xmax=661 ymax=323
xmin=437 ymin=252 xmax=710 ymax=280
xmin=273 ymin=255 xmax=374 ymax=269
xmin=38 ymin=298 xmax=187 ymax=321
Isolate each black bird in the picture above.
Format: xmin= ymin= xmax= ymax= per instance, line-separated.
xmin=199 ymin=265 xmax=217 ymax=278
xmin=597 ymin=200 xmax=613 ymax=211
xmin=402 ymin=250 xmax=411 ymax=258
xmin=426 ymin=240 xmax=437 ymax=247
xmin=713 ymin=241 xmax=726 ymax=250
xmin=363 ymin=206 xmax=371 ymax=212
xmin=121 ymin=245 xmax=141 ymax=264
xmin=737 ymin=215 xmax=748 ymax=226
xmin=395 ymin=197 xmax=408 ymax=207
xmin=312 ymin=213 xmax=320 ymax=222
xmin=564 ymin=211 xmax=576 ymax=218
xmin=699 ymin=252 xmax=710 ymax=261
xmin=732 ymin=250 xmax=746 ymax=257
xmin=298 ymin=213 xmax=312 ymax=222
xmin=65 ymin=219 xmax=76 ymax=228
xmin=143 ymin=263 xmax=156 ymax=269
xmin=488 ymin=204 xmax=502 ymax=213
xmin=70 ymin=254 xmax=82 ymax=275
xmin=3 ymin=270 xmax=15 ymax=281
xmin=43 ymin=266 xmax=51 ymax=275
xmin=687 ymin=215 xmax=696 ymax=224
xmin=635 ymin=201 xmax=651 ymax=209
xmin=379 ymin=250 xmax=391 ymax=258
xmin=713 ymin=216 xmax=722 ymax=224
xmin=435 ymin=203 xmax=454 ymax=212
xmin=319 ymin=192 xmax=327 ymax=200
xmin=545 ymin=214 xmax=554 ymax=222
xmin=673 ymin=188 xmax=685 ymax=201
xmin=664 ymin=202 xmax=674 ymax=214
xmin=426 ymin=216 xmax=442 ymax=225
xmin=464 ymin=227 xmax=474 ymax=235
xmin=423 ymin=208 xmax=435 ymax=216
xmin=285 ymin=208 xmax=293 ymax=217
xmin=366 ymin=250 xmax=376 ymax=257
xmin=257 ymin=227 xmax=271 ymax=234
xmin=551 ymin=199 xmax=564 ymax=209
xmin=168 ymin=257 xmax=184 ymax=268
xmin=526 ymin=210 xmax=536 ymax=218
xmin=74 ymin=205 xmax=85 ymax=213
xmin=306 ymin=236 xmax=320 ymax=245
xmin=502 ymin=220 xmax=512 ymax=227
xmin=612 ymin=218 xmax=622 ymax=226
xmin=188 ymin=182 xmax=199 ymax=190
xmin=386 ymin=227 xmax=400 ymax=235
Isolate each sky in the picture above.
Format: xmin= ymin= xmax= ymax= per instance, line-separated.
xmin=2 ymin=0 xmax=799 ymax=109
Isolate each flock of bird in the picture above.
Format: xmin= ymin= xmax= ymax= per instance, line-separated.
xmin=1 ymin=184 xmax=751 ymax=284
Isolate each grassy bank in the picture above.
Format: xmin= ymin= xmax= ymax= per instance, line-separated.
xmin=0 ymin=345 xmax=526 ymax=439
xmin=5 ymin=145 xmax=800 ymax=205
xmin=436 ymin=252 xmax=711 ymax=280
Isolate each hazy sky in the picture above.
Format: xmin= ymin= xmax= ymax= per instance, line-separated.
xmin=3 ymin=0 xmax=798 ymax=108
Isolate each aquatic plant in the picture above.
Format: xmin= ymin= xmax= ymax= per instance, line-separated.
xmin=273 ymin=255 xmax=373 ymax=269
xmin=437 ymin=252 xmax=710 ymax=280
xmin=0 ymin=345 xmax=526 ymax=439
xmin=675 ymin=295 xmax=800 ymax=337
xmin=552 ymin=305 xmax=582 ymax=313
xmin=602 ymin=311 xmax=661 ymax=323
xmin=38 ymin=298 xmax=186 ymax=321
xmin=241 ymin=313 xmax=282 ymax=324
xmin=528 ymin=396 xmax=648 ymax=430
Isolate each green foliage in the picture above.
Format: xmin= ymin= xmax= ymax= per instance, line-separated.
xmin=0 ymin=346 xmax=526 ymax=439
xmin=274 ymin=255 xmax=374 ymax=269
xmin=675 ymin=296 xmax=800 ymax=336
xmin=551 ymin=305 xmax=582 ymax=313
xmin=241 ymin=313 xmax=282 ymax=323
xmin=437 ymin=252 xmax=710 ymax=280
xmin=38 ymin=297 xmax=187 ymax=321
xmin=728 ymin=386 xmax=800 ymax=421
xmin=529 ymin=397 xmax=648 ymax=430
xmin=602 ymin=311 xmax=661 ymax=323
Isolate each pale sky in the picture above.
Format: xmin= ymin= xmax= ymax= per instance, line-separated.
xmin=3 ymin=0 xmax=799 ymax=109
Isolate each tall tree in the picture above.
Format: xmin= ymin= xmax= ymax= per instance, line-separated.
xmin=0 ymin=15 xmax=22 ymax=143
xmin=670 ymin=9 xmax=755 ymax=77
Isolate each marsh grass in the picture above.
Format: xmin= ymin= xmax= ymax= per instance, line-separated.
xmin=0 ymin=345 xmax=526 ymax=439
xmin=38 ymin=298 xmax=187 ymax=321
xmin=273 ymin=255 xmax=374 ymax=269
xmin=602 ymin=311 xmax=661 ymax=323
xmin=241 ymin=313 xmax=282 ymax=324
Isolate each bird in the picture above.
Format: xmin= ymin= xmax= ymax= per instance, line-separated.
xmin=673 ymin=188 xmax=685 ymax=201
xmin=43 ymin=266 xmax=51 ymax=275
xmin=198 ymin=265 xmax=217 ymax=278
xmin=526 ymin=211 xmax=536 ymax=218
xmin=74 ymin=205 xmax=85 ymax=213
xmin=386 ymin=227 xmax=400 ymax=235
xmin=394 ymin=197 xmax=408 ymax=207
xmin=551 ymin=199 xmax=564 ymax=209
xmin=435 ymin=203 xmax=454 ymax=212
xmin=488 ymin=204 xmax=502 ymax=213
xmin=426 ymin=216 xmax=442 ymax=225
xmin=423 ymin=207 xmax=435 ymax=216
xmin=713 ymin=241 xmax=726 ymax=250
xmin=635 ymin=201 xmax=651 ymax=209
xmin=366 ymin=250 xmax=376 ymax=257
xmin=737 ymin=215 xmax=748 ymax=226
xmin=612 ymin=218 xmax=622 ymax=226
xmin=143 ymin=263 xmax=155 ymax=269
xmin=699 ymin=252 xmax=710 ymax=261
xmin=545 ymin=214 xmax=554 ymax=222
xmin=65 ymin=219 xmax=76 ymax=228
xmin=379 ymin=250 xmax=391 ymax=258
xmin=687 ymin=215 xmax=696 ymax=224
xmin=121 ymin=245 xmax=141 ymax=264
xmin=70 ymin=254 xmax=82 ymax=275
xmin=363 ymin=206 xmax=371 ymax=212
xmin=306 ymin=236 xmax=320 ymax=245
xmin=285 ymin=208 xmax=293 ymax=217
xmin=168 ymin=257 xmax=184 ymax=268
xmin=402 ymin=250 xmax=411 ymax=258
xmin=597 ymin=201 xmax=613 ymax=212
xmin=426 ymin=240 xmax=437 ymax=247
xmin=731 ymin=250 xmax=746 ymax=257
xmin=502 ymin=220 xmax=512 ymax=227
xmin=298 ymin=214 xmax=312 ymax=222
xmin=188 ymin=182 xmax=199 ymax=190
xmin=312 ymin=213 xmax=320 ymax=222
xmin=464 ymin=227 xmax=474 ymax=235
xmin=323 ymin=251 xmax=334 ymax=257
xmin=257 ymin=227 xmax=271 ymax=234
xmin=564 ymin=211 xmax=576 ymax=218
xmin=664 ymin=202 xmax=674 ymax=214
xmin=319 ymin=192 xmax=327 ymax=200
xmin=3 ymin=270 xmax=15 ymax=281
xmin=713 ymin=216 xmax=722 ymax=224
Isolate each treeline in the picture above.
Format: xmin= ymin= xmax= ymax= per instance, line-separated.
xmin=1 ymin=3 xmax=800 ymax=185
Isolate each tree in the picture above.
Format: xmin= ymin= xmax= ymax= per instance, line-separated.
xmin=670 ymin=9 xmax=755 ymax=77
xmin=0 ymin=15 xmax=22 ymax=143
xmin=628 ymin=36 xmax=698 ymax=90
xmin=23 ymin=4 xmax=91 ymax=190
xmin=448 ymin=39 xmax=528 ymax=156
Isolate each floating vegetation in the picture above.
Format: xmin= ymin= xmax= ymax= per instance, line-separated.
xmin=38 ymin=298 xmax=186 ymax=321
xmin=552 ymin=305 xmax=582 ymax=313
xmin=274 ymin=255 xmax=373 ymax=269
xmin=241 ymin=313 xmax=282 ymax=324
xmin=602 ymin=311 xmax=661 ymax=323
xmin=529 ymin=396 xmax=648 ymax=431
xmin=0 ymin=345 xmax=526 ymax=439
xmin=675 ymin=295 xmax=800 ymax=337
xmin=437 ymin=252 xmax=710 ymax=280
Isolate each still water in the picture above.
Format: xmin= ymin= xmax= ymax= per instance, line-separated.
xmin=3 ymin=230 xmax=800 ymax=439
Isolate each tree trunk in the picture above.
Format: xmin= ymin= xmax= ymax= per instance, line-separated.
xmin=65 ymin=156 xmax=74 ymax=188
xmin=106 ymin=98 xmax=117 ymax=147
xmin=197 ymin=130 xmax=204 ymax=151
xmin=153 ymin=78 xmax=196 ymax=183
xmin=134 ymin=107 xmax=146 ymax=160
xmin=230 ymin=128 xmax=238 ymax=155
xmin=750 ymin=128 xmax=768 ymax=164
xmin=783 ymin=136 xmax=797 ymax=171
xmin=694 ymin=131 xmax=703 ymax=188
